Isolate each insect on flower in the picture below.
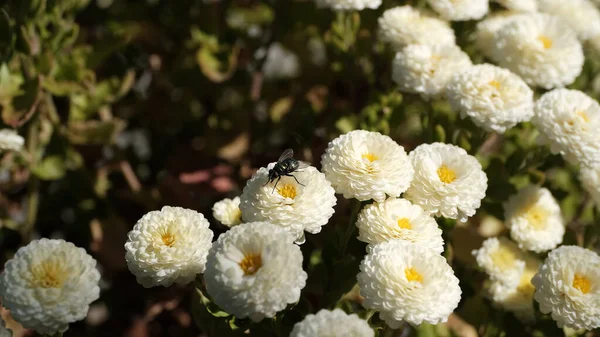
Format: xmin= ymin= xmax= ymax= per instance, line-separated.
xmin=265 ymin=149 xmax=310 ymax=192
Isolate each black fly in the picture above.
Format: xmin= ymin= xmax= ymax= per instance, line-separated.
xmin=264 ymin=149 xmax=310 ymax=192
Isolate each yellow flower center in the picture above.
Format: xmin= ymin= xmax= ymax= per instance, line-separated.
xmin=523 ymin=204 xmax=549 ymax=230
xmin=30 ymin=259 xmax=68 ymax=288
xmin=488 ymin=80 xmax=501 ymax=89
xmin=405 ymin=267 xmax=423 ymax=283
xmin=239 ymin=253 xmax=262 ymax=276
xmin=573 ymin=274 xmax=591 ymax=294
xmin=517 ymin=269 xmax=537 ymax=297
xmin=277 ymin=183 xmax=297 ymax=199
xmin=490 ymin=246 xmax=518 ymax=271
xmin=437 ymin=165 xmax=457 ymax=184
xmin=362 ymin=153 xmax=378 ymax=162
xmin=161 ymin=232 xmax=176 ymax=247
xmin=537 ymin=35 xmax=553 ymax=49
xmin=397 ymin=218 xmax=412 ymax=230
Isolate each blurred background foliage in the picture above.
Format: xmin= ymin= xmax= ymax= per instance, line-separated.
xmin=0 ymin=0 xmax=598 ymax=336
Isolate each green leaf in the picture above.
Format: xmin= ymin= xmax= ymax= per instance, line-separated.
xmin=65 ymin=119 xmax=127 ymax=145
xmin=32 ymin=155 xmax=66 ymax=180
xmin=0 ymin=9 xmax=14 ymax=62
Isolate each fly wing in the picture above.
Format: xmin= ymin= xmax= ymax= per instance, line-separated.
xmin=297 ymin=160 xmax=311 ymax=169
xmin=278 ymin=148 xmax=294 ymax=161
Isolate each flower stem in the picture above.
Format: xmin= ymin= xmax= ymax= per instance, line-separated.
xmin=339 ymin=199 xmax=362 ymax=255
xmin=20 ymin=109 xmax=41 ymax=242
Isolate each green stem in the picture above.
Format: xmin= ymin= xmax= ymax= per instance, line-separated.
xmin=340 ymin=199 xmax=362 ymax=255
xmin=20 ymin=110 xmax=41 ymax=242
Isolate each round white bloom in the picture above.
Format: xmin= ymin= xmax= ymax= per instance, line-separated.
xmin=447 ymin=64 xmax=534 ymax=133
xmin=0 ymin=317 xmax=12 ymax=337
xmin=392 ymin=44 xmax=472 ymax=98
xmin=358 ymin=240 xmax=461 ymax=327
xmin=356 ymin=198 xmax=444 ymax=253
xmin=472 ymin=237 xmax=526 ymax=288
xmin=212 ymin=197 xmax=242 ymax=227
xmin=490 ymin=13 xmax=584 ymax=89
xmin=503 ymin=186 xmax=564 ymax=253
xmin=204 ymin=222 xmax=307 ymax=322
xmin=475 ymin=12 xmax=520 ymax=58
xmin=259 ymin=43 xmax=300 ymax=81
xmin=0 ymin=239 xmax=100 ymax=335
xmin=239 ymin=164 xmax=336 ymax=242
xmin=580 ymin=164 xmax=600 ymax=209
xmin=532 ymin=246 xmax=600 ymax=330
xmin=492 ymin=0 xmax=537 ymax=12
xmin=533 ymin=89 xmax=600 ymax=167
xmin=320 ymin=130 xmax=414 ymax=202
xmin=488 ymin=255 xmax=541 ymax=321
xmin=290 ymin=309 xmax=374 ymax=337
xmin=426 ymin=0 xmax=488 ymax=21
xmin=0 ymin=129 xmax=24 ymax=151
xmin=538 ymin=0 xmax=600 ymax=41
xmin=124 ymin=206 xmax=214 ymax=288
xmin=378 ymin=6 xmax=456 ymax=50
xmin=314 ymin=0 xmax=380 ymax=11
xmin=404 ymin=143 xmax=488 ymax=222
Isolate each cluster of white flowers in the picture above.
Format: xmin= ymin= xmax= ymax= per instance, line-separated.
xmin=0 ymin=239 xmax=100 ymax=335
xmin=532 ymin=246 xmax=600 ymax=330
xmin=313 ymin=0 xmax=380 ymax=11
xmin=204 ymin=221 xmax=307 ymax=322
xmin=503 ymin=185 xmax=564 ymax=253
xmin=427 ymin=0 xmax=488 ymax=21
xmin=537 ymin=0 xmax=600 ymax=41
xmin=124 ymin=206 xmax=214 ymax=287
xmin=473 ymin=237 xmax=540 ymax=320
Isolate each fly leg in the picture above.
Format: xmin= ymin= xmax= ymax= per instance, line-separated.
xmin=272 ymin=176 xmax=281 ymax=193
xmin=286 ymin=174 xmax=305 ymax=186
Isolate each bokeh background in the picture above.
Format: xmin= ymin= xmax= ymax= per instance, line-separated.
xmin=0 ymin=0 xmax=599 ymax=336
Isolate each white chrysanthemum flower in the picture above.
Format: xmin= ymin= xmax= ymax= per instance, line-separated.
xmin=0 ymin=317 xmax=11 ymax=337
xmin=378 ymin=6 xmax=456 ymax=50
xmin=532 ymin=246 xmax=600 ymax=330
xmin=356 ymin=198 xmax=444 ymax=253
xmin=533 ymin=89 xmax=600 ymax=167
xmin=538 ymin=0 xmax=600 ymax=41
xmin=472 ymin=237 xmax=526 ymax=288
xmin=427 ymin=0 xmax=488 ymax=21
xmin=392 ymin=44 xmax=472 ymax=98
xmin=358 ymin=241 xmax=461 ymax=327
xmin=503 ymin=186 xmax=564 ymax=253
xmin=580 ymin=165 xmax=600 ymax=209
xmin=320 ymin=130 xmax=414 ymax=202
xmin=489 ymin=255 xmax=541 ymax=321
xmin=259 ymin=43 xmax=300 ymax=80
xmin=0 ymin=239 xmax=100 ymax=335
xmin=124 ymin=206 xmax=214 ymax=288
xmin=447 ymin=64 xmax=534 ymax=133
xmin=490 ymin=13 xmax=584 ymax=89
xmin=475 ymin=12 xmax=520 ymax=58
xmin=290 ymin=309 xmax=374 ymax=337
xmin=212 ymin=197 xmax=242 ymax=227
xmin=204 ymin=222 xmax=307 ymax=322
xmin=493 ymin=0 xmax=537 ymax=12
xmin=314 ymin=0 xmax=381 ymax=10
xmin=0 ymin=129 xmax=24 ymax=151
xmin=239 ymin=164 xmax=336 ymax=242
xmin=404 ymin=143 xmax=488 ymax=222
